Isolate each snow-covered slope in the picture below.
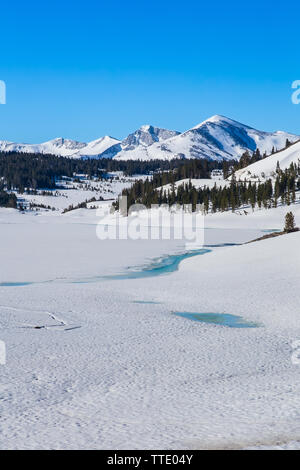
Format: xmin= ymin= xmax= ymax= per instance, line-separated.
xmin=156 ymin=178 xmax=229 ymax=194
xmin=234 ymin=139 xmax=300 ymax=181
xmin=0 ymin=136 xmax=120 ymax=158
xmin=114 ymin=115 xmax=299 ymax=162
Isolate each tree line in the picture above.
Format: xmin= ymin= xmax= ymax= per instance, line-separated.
xmin=0 ymin=152 xmax=108 ymax=192
xmin=0 ymin=151 xmax=233 ymax=194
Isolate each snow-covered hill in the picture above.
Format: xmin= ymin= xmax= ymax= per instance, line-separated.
xmin=0 ymin=115 xmax=298 ymax=161
xmin=234 ymin=140 xmax=300 ymax=181
xmin=114 ymin=115 xmax=299 ymax=162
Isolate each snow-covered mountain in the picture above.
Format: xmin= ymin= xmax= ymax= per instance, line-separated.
xmin=234 ymin=139 xmax=300 ymax=181
xmin=96 ymin=124 xmax=180 ymax=159
xmin=0 ymin=115 xmax=298 ymax=161
xmin=121 ymin=125 xmax=180 ymax=151
xmin=0 ymin=136 xmax=120 ymax=158
xmin=71 ymin=136 xmax=120 ymax=158
xmin=114 ymin=115 xmax=299 ymax=161
xmin=0 ymin=138 xmax=85 ymax=157
xmin=0 ymin=125 xmax=177 ymax=159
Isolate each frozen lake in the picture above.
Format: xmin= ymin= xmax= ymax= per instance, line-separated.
xmin=1 ymin=206 xmax=300 ymax=449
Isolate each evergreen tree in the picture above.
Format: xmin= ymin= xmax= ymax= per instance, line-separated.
xmin=284 ymin=212 xmax=296 ymax=232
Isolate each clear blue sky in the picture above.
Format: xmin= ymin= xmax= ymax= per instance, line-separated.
xmin=0 ymin=0 xmax=300 ymax=143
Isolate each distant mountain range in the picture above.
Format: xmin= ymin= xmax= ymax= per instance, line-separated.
xmin=0 ymin=135 xmax=120 ymax=158
xmin=1 ymin=115 xmax=298 ymax=161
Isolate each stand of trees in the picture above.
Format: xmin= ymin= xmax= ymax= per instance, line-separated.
xmin=115 ymin=162 xmax=300 ymax=214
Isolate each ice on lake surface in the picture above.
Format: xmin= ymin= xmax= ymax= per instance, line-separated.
xmin=0 ymin=281 xmax=33 ymax=287
xmin=174 ymin=312 xmax=261 ymax=328
xmin=0 ymin=248 xmax=211 ymax=286
xmin=72 ymin=248 xmax=212 ymax=282
xmin=261 ymin=229 xmax=281 ymax=233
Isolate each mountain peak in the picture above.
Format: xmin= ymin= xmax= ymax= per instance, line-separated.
xmin=139 ymin=124 xmax=152 ymax=132
xmin=206 ymin=114 xmax=228 ymax=122
xmin=191 ymin=115 xmax=251 ymax=131
xmin=44 ymin=137 xmax=86 ymax=148
xmin=120 ymin=125 xmax=180 ymax=152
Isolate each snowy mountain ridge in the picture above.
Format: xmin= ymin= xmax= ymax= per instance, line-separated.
xmin=0 ymin=135 xmax=120 ymax=158
xmin=114 ymin=115 xmax=299 ymax=162
xmin=0 ymin=115 xmax=298 ymax=161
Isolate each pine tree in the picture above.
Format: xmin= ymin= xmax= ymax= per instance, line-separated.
xmin=284 ymin=212 xmax=296 ymax=233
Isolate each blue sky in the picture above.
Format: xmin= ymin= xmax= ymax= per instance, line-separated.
xmin=0 ymin=0 xmax=300 ymax=143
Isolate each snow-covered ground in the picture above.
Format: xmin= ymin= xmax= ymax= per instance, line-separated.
xmin=156 ymin=178 xmax=229 ymax=193
xmin=15 ymin=173 xmax=141 ymax=212
xmin=0 ymin=199 xmax=300 ymax=449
